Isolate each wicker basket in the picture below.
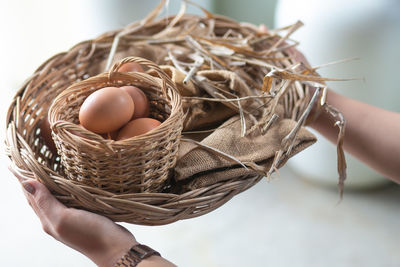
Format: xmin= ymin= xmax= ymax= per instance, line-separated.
xmin=5 ymin=3 xmax=346 ymax=225
xmin=48 ymin=57 xmax=183 ymax=194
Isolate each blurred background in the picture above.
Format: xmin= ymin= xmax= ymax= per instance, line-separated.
xmin=1 ymin=0 xmax=399 ymax=266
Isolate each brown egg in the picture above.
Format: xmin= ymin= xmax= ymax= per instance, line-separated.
xmin=79 ymin=87 xmax=134 ymax=134
xmin=117 ymin=118 xmax=161 ymax=141
xmin=120 ymin=86 xmax=150 ymax=119
xmin=118 ymin=62 xmax=144 ymax=73
xmin=39 ymin=114 xmax=57 ymax=153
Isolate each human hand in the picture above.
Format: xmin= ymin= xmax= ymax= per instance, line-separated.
xmin=9 ymin=167 xmax=137 ymax=267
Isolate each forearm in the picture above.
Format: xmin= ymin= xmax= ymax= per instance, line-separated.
xmin=310 ymin=90 xmax=400 ymax=182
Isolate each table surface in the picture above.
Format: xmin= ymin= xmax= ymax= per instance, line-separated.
xmin=1 ymin=150 xmax=399 ymax=267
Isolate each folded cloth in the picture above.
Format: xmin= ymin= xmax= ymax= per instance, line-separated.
xmin=174 ymin=115 xmax=316 ymax=190
xmin=148 ymin=66 xmax=247 ymax=131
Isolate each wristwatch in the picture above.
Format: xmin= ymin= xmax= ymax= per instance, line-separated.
xmin=114 ymin=244 xmax=161 ymax=267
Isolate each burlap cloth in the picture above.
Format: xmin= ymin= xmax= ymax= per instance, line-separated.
xmin=164 ymin=65 xmax=316 ymax=190
xmin=175 ymin=115 xmax=316 ymax=190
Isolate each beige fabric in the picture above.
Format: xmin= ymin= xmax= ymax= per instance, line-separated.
xmin=96 ymin=44 xmax=169 ymax=74
xmin=151 ymin=65 xmax=199 ymax=96
xmin=183 ymin=101 xmax=236 ymax=131
xmin=196 ymin=70 xmax=254 ymax=105
xmin=175 ymin=116 xmax=316 ymax=190
xmin=149 ymin=67 xmax=239 ymax=131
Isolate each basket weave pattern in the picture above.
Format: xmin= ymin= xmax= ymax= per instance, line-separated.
xmin=5 ymin=3 xmax=346 ymax=225
xmin=48 ymin=57 xmax=183 ymax=193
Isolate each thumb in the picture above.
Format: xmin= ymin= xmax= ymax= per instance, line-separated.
xmin=258 ymin=24 xmax=269 ymax=33
xmin=22 ymin=179 xmax=66 ymax=234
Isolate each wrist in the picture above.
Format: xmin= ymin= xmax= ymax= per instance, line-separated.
xmin=97 ymin=236 xmax=138 ymax=267
xmin=112 ymin=243 xmax=175 ymax=267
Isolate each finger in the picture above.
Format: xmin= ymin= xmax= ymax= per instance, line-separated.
xmin=24 ymin=179 xmax=66 ymax=218
xmin=9 ymin=166 xmax=67 ymax=237
xmin=21 ymin=179 xmax=66 ymax=235
xmin=15 ymin=178 xmax=51 ymax=234
xmin=258 ymin=24 xmax=269 ymax=33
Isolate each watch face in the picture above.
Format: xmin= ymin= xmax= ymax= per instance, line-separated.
xmin=130 ymin=244 xmax=161 ymax=260
xmin=115 ymin=244 xmax=160 ymax=266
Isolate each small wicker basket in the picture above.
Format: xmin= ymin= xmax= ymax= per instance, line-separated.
xmin=48 ymin=57 xmax=183 ymax=194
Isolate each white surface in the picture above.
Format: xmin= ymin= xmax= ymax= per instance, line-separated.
xmin=275 ymin=0 xmax=400 ymax=187
xmin=1 ymin=1 xmax=400 ymax=266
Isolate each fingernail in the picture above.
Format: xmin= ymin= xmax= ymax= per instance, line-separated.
xmin=23 ymin=182 xmax=36 ymax=195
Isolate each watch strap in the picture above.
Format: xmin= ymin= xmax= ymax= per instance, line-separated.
xmin=114 ymin=244 xmax=161 ymax=267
